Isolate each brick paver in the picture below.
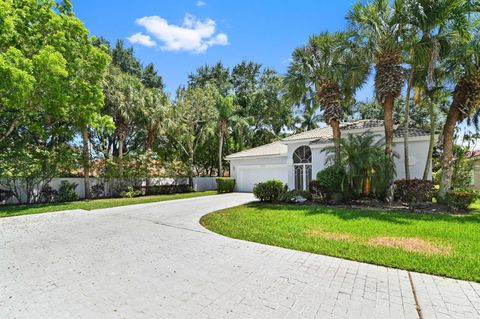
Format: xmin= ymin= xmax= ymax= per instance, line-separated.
xmin=0 ymin=193 xmax=478 ymax=318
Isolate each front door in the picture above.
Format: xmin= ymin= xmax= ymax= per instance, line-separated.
xmin=293 ymin=146 xmax=312 ymax=191
xmin=294 ymin=163 xmax=312 ymax=190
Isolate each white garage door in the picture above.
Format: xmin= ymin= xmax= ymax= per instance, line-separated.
xmin=236 ymin=165 xmax=288 ymax=192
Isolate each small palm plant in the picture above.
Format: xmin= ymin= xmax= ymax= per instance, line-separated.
xmin=323 ymin=132 xmax=395 ymax=198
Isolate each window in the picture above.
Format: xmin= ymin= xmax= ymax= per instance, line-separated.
xmin=293 ymin=146 xmax=312 ymax=190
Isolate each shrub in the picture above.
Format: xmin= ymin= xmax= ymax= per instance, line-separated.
xmin=253 ymin=179 xmax=285 ymax=202
xmin=120 ymin=186 xmax=142 ymax=198
xmin=91 ymin=183 xmax=105 ymax=198
xmin=39 ymin=184 xmax=58 ymax=203
xmin=280 ymin=189 xmax=312 ymax=203
xmin=216 ymin=178 xmax=235 ymax=193
xmin=316 ymin=164 xmax=346 ymax=194
xmin=145 ymin=184 xmax=192 ymax=195
xmin=309 ymin=180 xmax=326 ymax=202
xmin=57 ymin=180 xmax=78 ymax=202
xmin=445 ymin=189 xmax=478 ymax=211
xmin=394 ymin=179 xmax=435 ymax=210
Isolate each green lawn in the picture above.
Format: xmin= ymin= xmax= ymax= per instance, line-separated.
xmin=0 ymin=191 xmax=217 ymax=218
xmin=201 ymin=201 xmax=480 ymax=282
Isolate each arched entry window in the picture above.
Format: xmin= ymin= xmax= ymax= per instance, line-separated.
xmin=293 ymin=146 xmax=312 ymax=190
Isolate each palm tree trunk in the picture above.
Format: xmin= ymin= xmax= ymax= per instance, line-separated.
xmin=384 ymin=95 xmax=395 ymax=202
xmin=331 ymin=119 xmax=341 ymax=164
xmin=423 ymin=95 xmax=436 ymax=180
xmin=82 ymin=126 xmax=91 ymax=199
xmin=218 ymin=129 xmax=224 ymax=177
xmin=403 ymin=70 xmax=414 ymax=180
xmin=118 ymin=135 xmax=124 ymax=177
xmin=439 ymin=104 xmax=460 ymax=199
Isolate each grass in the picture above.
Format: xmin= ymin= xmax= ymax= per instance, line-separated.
xmin=201 ymin=201 xmax=480 ymax=282
xmin=0 ymin=190 xmax=217 ymax=218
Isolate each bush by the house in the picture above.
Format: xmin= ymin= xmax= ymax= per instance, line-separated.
xmin=280 ymin=189 xmax=312 ymax=203
xmin=445 ymin=189 xmax=478 ymax=211
xmin=253 ymin=179 xmax=286 ymax=202
xmin=216 ymin=178 xmax=235 ymax=193
xmin=56 ymin=180 xmax=78 ymax=202
xmin=91 ymin=183 xmax=106 ymax=198
xmin=394 ymin=179 xmax=435 ymax=210
xmin=316 ymin=164 xmax=346 ymax=195
xmin=120 ymin=186 xmax=142 ymax=198
xmin=145 ymin=184 xmax=192 ymax=195
xmin=309 ymin=180 xmax=326 ymax=202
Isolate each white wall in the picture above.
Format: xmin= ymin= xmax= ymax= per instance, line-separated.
xmin=1 ymin=177 xmax=218 ymax=205
xmin=392 ymin=138 xmax=431 ymax=180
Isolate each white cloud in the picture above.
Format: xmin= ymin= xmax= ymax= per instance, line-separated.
xmin=196 ymin=1 xmax=206 ymax=7
xmin=127 ymin=33 xmax=157 ymax=47
xmin=134 ymin=14 xmax=229 ymax=53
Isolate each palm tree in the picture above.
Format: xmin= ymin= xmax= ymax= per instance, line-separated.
xmin=286 ymin=31 xmax=370 ymax=162
xmin=296 ymin=104 xmax=322 ymax=132
xmin=323 ymin=132 xmax=389 ymax=197
xmin=216 ymin=95 xmax=234 ymax=176
xmin=348 ymin=0 xmax=405 ymax=201
xmin=439 ymin=26 xmax=480 ymax=198
xmin=400 ymin=0 xmax=473 ymax=180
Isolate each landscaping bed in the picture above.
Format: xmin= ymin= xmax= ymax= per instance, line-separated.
xmin=0 ymin=190 xmax=217 ymax=218
xmin=201 ymin=201 xmax=480 ymax=282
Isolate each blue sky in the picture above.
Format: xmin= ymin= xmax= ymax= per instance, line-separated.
xmin=73 ymin=0 xmax=373 ymax=100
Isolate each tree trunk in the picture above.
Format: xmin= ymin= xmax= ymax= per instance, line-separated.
xmin=330 ymin=119 xmax=341 ymax=164
xmin=403 ymin=70 xmax=414 ymax=180
xmin=439 ymin=104 xmax=460 ymax=199
xmin=423 ymin=96 xmax=436 ymax=180
xmin=188 ymin=155 xmax=194 ymax=189
xmin=118 ymin=135 xmax=125 ymax=177
xmin=82 ymin=126 xmax=91 ymax=199
xmin=383 ymin=95 xmax=395 ymax=203
xmin=218 ymin=129 xmax=224 ymax=177
xmin=146 ymin=127 xmax=154 ymax=150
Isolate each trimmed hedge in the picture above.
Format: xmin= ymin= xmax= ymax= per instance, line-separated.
xmin=216 ymin=178 xmax=235 ymax=193
xmin=445 ymin=189 xmax=478 ymax=211
xmin=394 ymin=179 xmax=435 ymax=210
xmin=253 ymin=179 xmax=285 ymax=202
xmin=145 ymin=184 xmax=192 ymax=195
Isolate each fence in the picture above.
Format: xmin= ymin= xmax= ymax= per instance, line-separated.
xmin=0 ymin=177 xmax=218 ymax=205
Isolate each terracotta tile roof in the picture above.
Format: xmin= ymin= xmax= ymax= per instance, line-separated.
xmin=225 ymin=141 xmax=287 ymax=159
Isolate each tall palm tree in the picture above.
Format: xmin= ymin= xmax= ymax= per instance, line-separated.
xmin=286 ymin=31 xmax=370 ymax=162
xmin=400 ymin=0 xmax=473 ymax=180
xmin=297 ymin=104 xmax=322 ymax=132
xmin=439 ymin=26 xmax=480 ymax=198
xmin=216 ymin=95 xmax=234 ymax=176
xmin=348 ymin=0 xmax=405 ymax=201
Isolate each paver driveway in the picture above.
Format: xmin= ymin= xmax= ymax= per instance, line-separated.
xmin=1 ymin=193 xmax=479 ymax=319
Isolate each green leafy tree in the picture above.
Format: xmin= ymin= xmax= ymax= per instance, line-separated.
xmin=164 ymin=86 xmax=219 ymax=185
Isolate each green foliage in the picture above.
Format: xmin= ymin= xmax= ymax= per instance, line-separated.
xmin=120 ymin=186 xmax=142 ymax=198
xmin=394 ymin=179 xmax=435 ymax=210
xmin=316 ymin=164 xmax=346 ymax=194
xmin=253 ymin=179 xmax=286 ymax=202
xmin=445 ymin=189 xmax=478 ymax=211
xmin=322 ymin=132 xmax=395 ymax=199
xmin=279 ymin=190 xmax=312 ymax=203
xmin=216 ymin=178 xmax=235 ymax=193
xmin=57 ymin=180 xmax=78 ymax=202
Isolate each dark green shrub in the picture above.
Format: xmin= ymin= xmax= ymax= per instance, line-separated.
xmin=120 ymin=186 xmax=142 ymax=198
xmin=91 ymin=183 xmax=105 ymax=198
xmin=445 ymin=189 xmax=478 ymax=211
xmin=280 ymin=189 xmax=312 ymax=203
xmin=316 ymin=164 xmax=346 ymax=194
xmin=57 ymin=180 xmax=78 ymax=202
xmin=309 ymin=180 xmax=326 ymax=202
xmin=216 ymin=178 xmax=235 ymax=193
xmin=394 ymin=179 xmax=435 ymax=210
xmin=253 ymin=179 xmax=285 ymax=202
xmin=146 ymin=184 xmax=192 ymax=195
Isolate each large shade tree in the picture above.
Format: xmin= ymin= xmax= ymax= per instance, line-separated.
xmin=286 ymin=31 xmax=370 ymax=162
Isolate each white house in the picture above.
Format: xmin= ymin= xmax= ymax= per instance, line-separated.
xmin=226 ymin=119 xmax=432 ymax=192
